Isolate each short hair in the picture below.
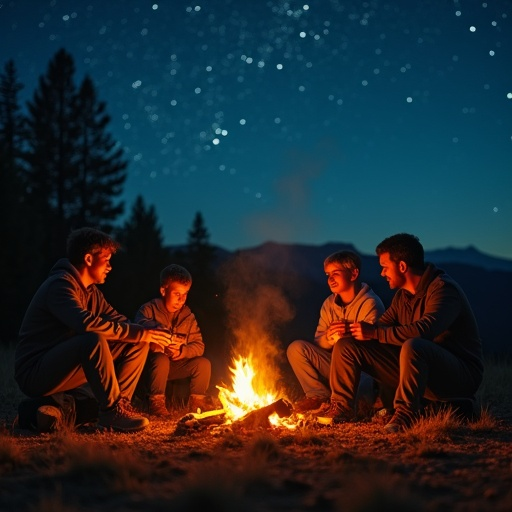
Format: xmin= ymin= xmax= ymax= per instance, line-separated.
xmin=160 ymin=264 xmax=192 ymax=287
xmin=66 ymin=227 xmax=120 ymax=266
xmin=375 ymin=233 xmax=424 ymax=270
xmin=324 ymin=250 xmax=362 ymax=272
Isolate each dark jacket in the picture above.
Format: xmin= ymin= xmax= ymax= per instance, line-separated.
xmin=15 ymin=258 xmax=146 ymax=378
xmin=375 ymin=263 xmax=483 ymax=381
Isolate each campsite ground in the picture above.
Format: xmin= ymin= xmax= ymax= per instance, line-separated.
xmin=1 ymin=391 xmax=512 ymax=512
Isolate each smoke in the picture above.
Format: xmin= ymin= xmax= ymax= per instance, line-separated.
xmin=243 ymin=137 xmax=342 ymax=243
xmin=219 ymin=250 xmax=295 ymax=395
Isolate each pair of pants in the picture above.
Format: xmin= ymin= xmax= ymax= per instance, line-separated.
xmin=287 ymin=339 xmax=375 ymax=403
xmin=15 ymin=333 xmax=149 ymax=410
xmin=330 ymin=337 xmax=482 ymax=413
xmin=140 ymin=351 xmax=211 ymax=396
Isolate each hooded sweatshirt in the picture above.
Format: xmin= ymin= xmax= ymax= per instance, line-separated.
xmin=15 ymin=258 xmax=146 ymax=378
xmin=134 ymin=297 xmax=205 ymax=360
xmin=315 ymin=282 xmax=385 ymax=346
xmin=374 ymin=263 xmax=483 ymax=381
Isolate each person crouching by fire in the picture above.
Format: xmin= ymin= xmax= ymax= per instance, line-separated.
xmin=133 ymin=264 xmax=215 ymax=417
xmin=287 ymin=250 xmax=389 ymax=419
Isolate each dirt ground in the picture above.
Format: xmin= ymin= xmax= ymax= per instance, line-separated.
xmin=1 ymin=398 xmax=511 ymax=512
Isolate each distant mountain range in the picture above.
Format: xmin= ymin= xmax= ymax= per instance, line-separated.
xmin=202 ymin=242 xmax=512 ymax=356
xmin=424 ymin=246 xmax=512 ymax=272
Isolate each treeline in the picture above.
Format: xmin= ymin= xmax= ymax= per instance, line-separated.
xmin=0 ymin=49 xmax=228 ymax=372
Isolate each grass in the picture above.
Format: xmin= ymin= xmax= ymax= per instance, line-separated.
xmin=1 ymin=343 xmax=511 ymax=512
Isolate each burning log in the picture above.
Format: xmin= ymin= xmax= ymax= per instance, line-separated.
xmin=236 ymin=398 xmax=293 ymax=429
xmin=173 ymin=408 xmax=227 ymax=436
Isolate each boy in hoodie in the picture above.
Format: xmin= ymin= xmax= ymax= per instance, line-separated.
xmin=320 ymin=233 xmax=484 ymax=432
xmin=15 ymin=227 xmax=172 ymax=433
xmin=134 ymin=264 xmax=213 ymax=416
xmin=287 ymin=250 xmax=386 ymax=417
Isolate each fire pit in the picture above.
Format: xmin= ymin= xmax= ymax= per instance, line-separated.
xmin=173 ymin=355 xmax=296 ymax=435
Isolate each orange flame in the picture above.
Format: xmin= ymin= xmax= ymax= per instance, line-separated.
xmin=216 ymin=354 xmax=297 ymax=429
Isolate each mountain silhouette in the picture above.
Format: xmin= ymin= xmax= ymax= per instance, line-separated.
xmin=207 ymin=242 xmax=512 ymax=356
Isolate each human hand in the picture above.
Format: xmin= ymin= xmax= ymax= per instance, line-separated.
xmin=142 ymin=329 xmax=172 ymax=350
xmin=326 ymin=321 xmax=350 ymax=345
xmin=164 ymin=333 xmax=187 ymax=360
xmin=349 ymin=321 xmax=375 ymax=341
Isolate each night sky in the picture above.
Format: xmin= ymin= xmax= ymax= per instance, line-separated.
xmin=2 ymin=0 xmax=511 ymax=259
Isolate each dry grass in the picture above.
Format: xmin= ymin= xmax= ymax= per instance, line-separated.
xmin=1 ymin=344 xmax=511 ymax=512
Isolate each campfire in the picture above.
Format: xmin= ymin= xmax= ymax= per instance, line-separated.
xmin=176 ymin=354 xmax=296 ymax=433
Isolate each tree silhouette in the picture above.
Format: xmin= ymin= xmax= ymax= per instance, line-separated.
xmin=23 ymin=49 xmax=127 ymax=267
xmin=24 ymin=48 xmax=79 ymax=262
xmin=0 ymin=50 xmax=130 ymax=343
xmin=0 ymin=60 xmax=40 ymax=344
xmin=172 ymin=212 xmax=228 ymax=385
xmin=103 ymin=195 xmax=171 ymax=319
xmin=72 ymin=75 xmax=126 ymax=230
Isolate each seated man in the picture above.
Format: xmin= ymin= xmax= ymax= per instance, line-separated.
xmin=319 ymin=233 xmax=484 ymax=432
xmin=15 ymin=227 xmax=172 ymax=433
xmin=287 ymin=250 xmax=386 ymax=417
xmin=135 ymin=264 xmax=213 ymax=416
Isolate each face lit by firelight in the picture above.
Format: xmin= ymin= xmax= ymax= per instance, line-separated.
xmin=379 ymin=252 xmax=406 ymax=290
xmin=86 ymin=249 xmax=113 ymax=285
xmin=161 ymin=281 xmax=191 ymax=313
xmin=324 ymin=262 xmax=357 ymax=296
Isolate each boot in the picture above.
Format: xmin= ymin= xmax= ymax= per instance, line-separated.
xmin=97 ymin=397 xmax=149 ymax=432
xmin=149 ymin=394 xmax=170 ymax=417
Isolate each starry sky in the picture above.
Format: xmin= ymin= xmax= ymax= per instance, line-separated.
xmin=2 ymin=0 xmax=511 ymax=259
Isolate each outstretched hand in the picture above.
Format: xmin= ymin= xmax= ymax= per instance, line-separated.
xmin=141 ymin=329 xmax=173 ymax=350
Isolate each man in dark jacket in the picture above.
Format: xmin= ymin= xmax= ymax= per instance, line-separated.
xmin=321 ymin=233 xmax=484 ymax=432
xmin=15 ymin=227 xmax=172 ymax=432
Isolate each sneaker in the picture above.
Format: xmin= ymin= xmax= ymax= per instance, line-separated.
xmin=37 ymin=405 xmax=63 ymax=433
xmin=97 ymin=397 xmax=149 ymax=432
xmin=317 ymin=401 xmax=353 ymax=426
xmin=293 ymin=396 xmax=329 ymax=414
xmin=384 ymin=407 xmax=416 ymax=433
xmin=149 ymin=394 xmax=170 ymax=417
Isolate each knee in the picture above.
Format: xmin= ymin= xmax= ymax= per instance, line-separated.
xmin=400 ymin=337 xmax=429 ymax=362
xmin=81 ymin=332 xmax=107 ymax=352
xmin=196 ymin=356 xmax=211 ymax=375
xmin=332 ymin=336 xmax=358 ymax=358
xmin=148 ymin=351 xmax=170 ymax=371
xmin=402 ymin=337 xmax=427 ymax=354
xmin=286 ymin=340 xmax=307 ymax=361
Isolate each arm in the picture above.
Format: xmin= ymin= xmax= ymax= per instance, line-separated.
xmin=46 ymin=277 xmax=145 ymax=341
xmin=376 ymin=281 xmax=462 ymax=345
xmin=171 ymin=309 xmax=205 ymax=361
xmin=353 ymin=281 xmax=463 ymax=344
xmin=314 ymin=297 xmax=341 ymax=350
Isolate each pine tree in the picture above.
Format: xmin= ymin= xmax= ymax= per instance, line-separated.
xmin=186 ymin=211 xmax=217 ymax=280
xmin=0 ymin=60 xmax=27 ymax=166
xmin=0 ymin=60 xmax=39 ymax=343
xmin=103 ymin=195 xmax=171 ymax=318
xmin=181 ymin=212 xmax=228 ymax=381
xmin=72 ymin=75 xmax=126 ymax=231
xmin=24 ymin=48 xmax=80 ymax=262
